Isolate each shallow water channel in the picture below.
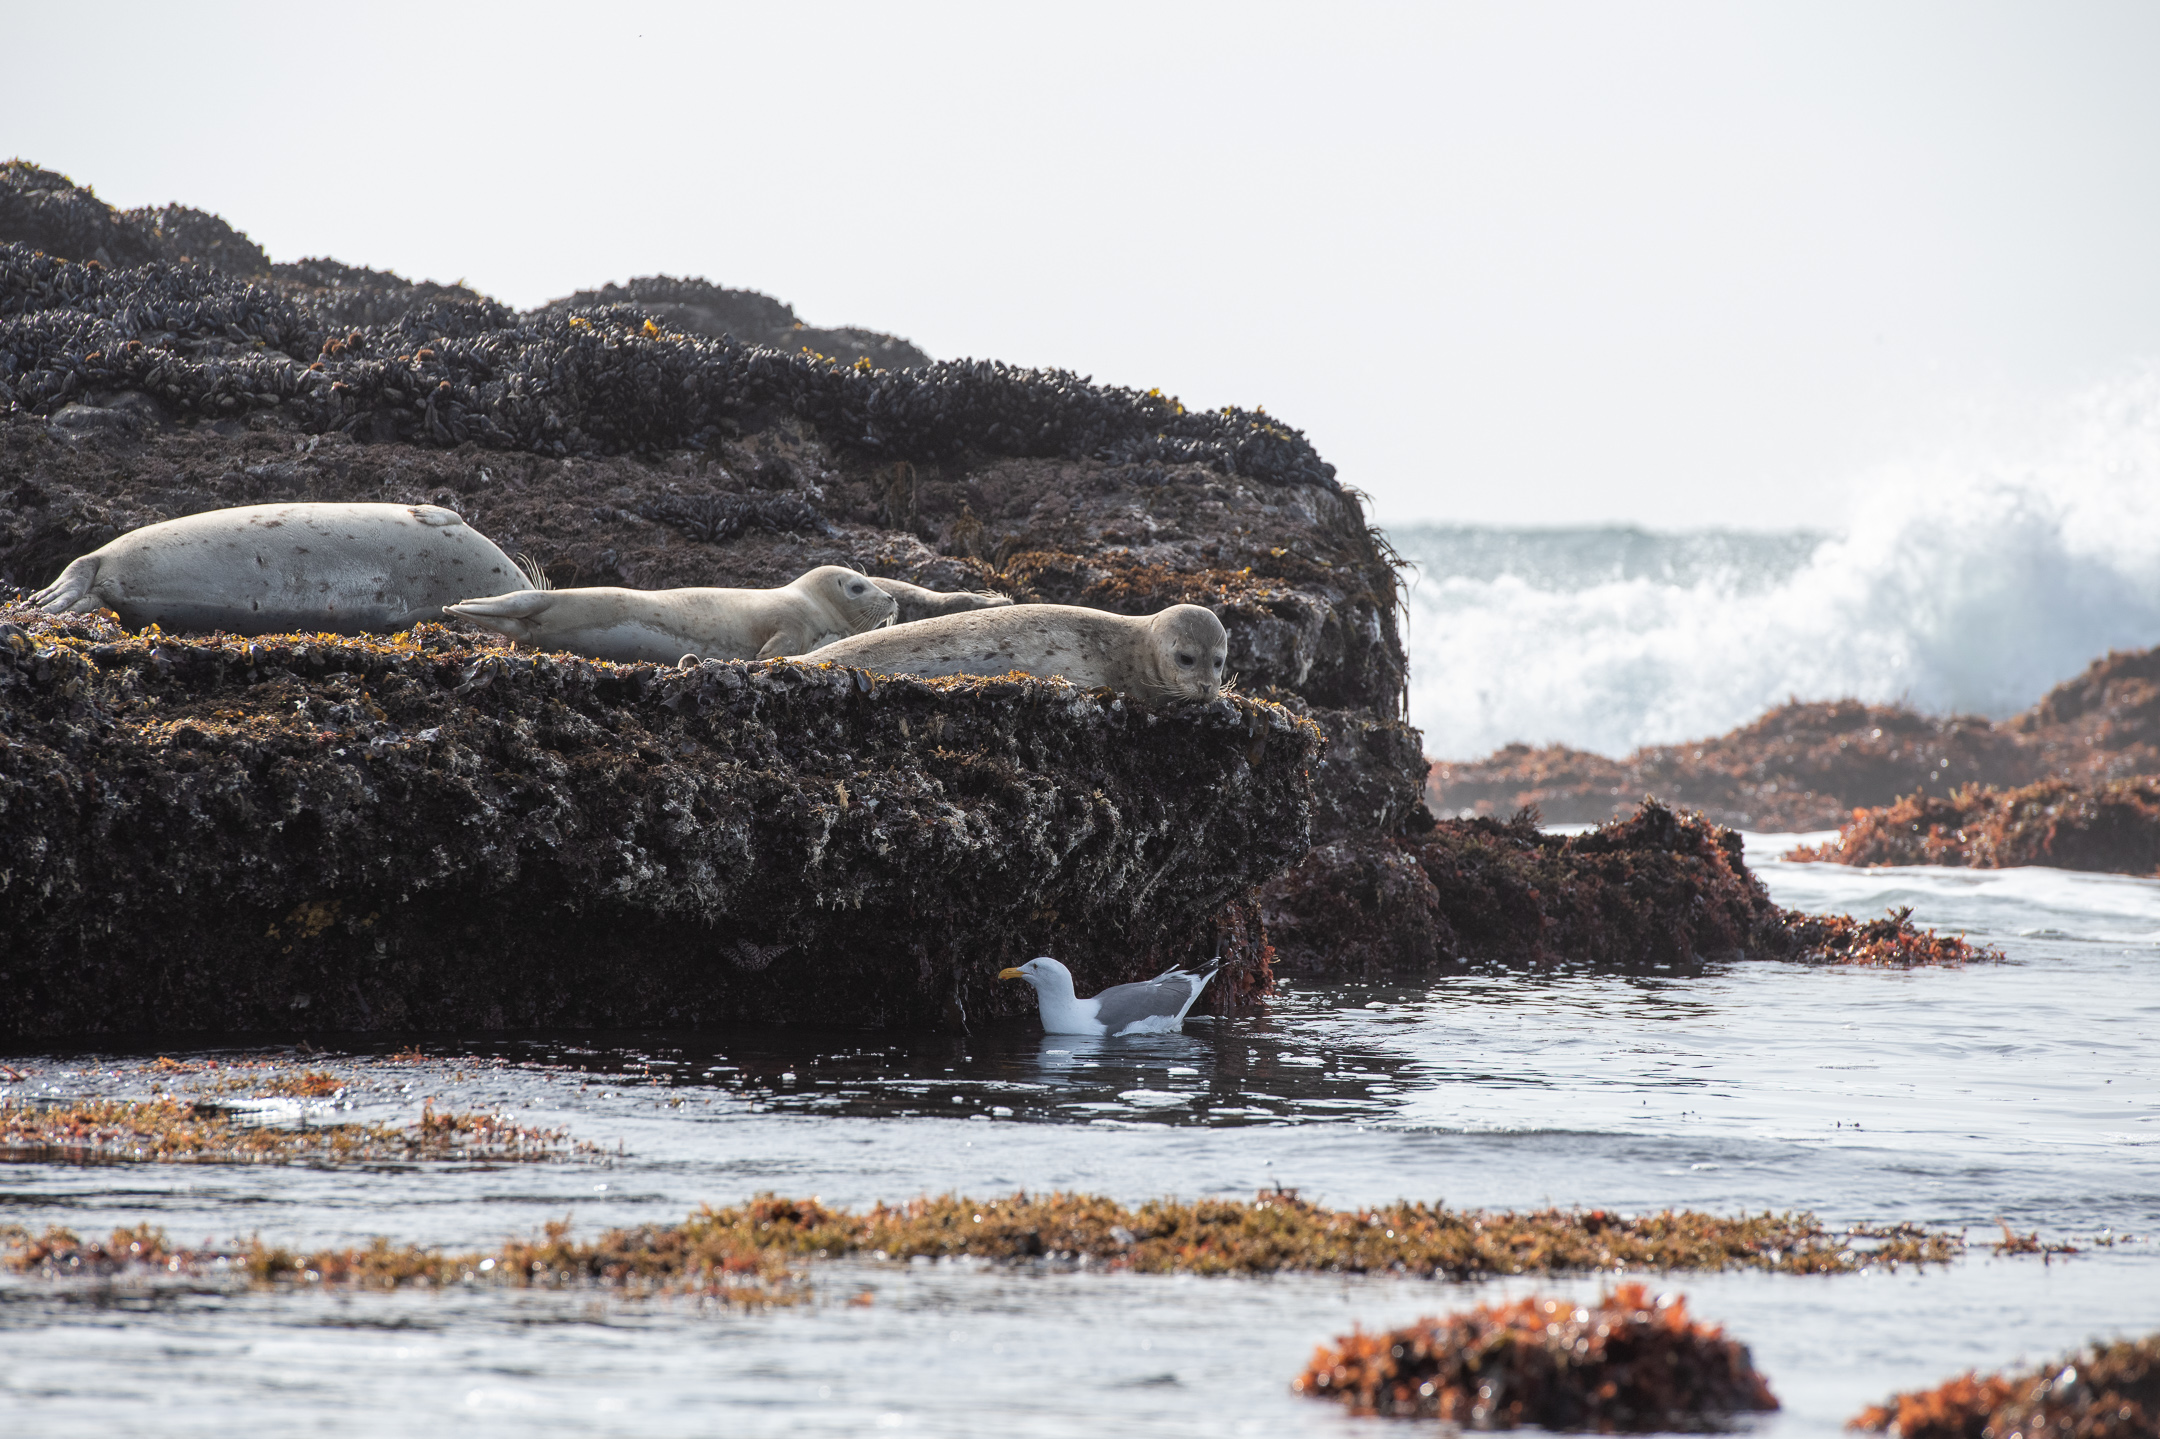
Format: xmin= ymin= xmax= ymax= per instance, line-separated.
xmin=4 ymin=834 xmax=2157 ymax=1436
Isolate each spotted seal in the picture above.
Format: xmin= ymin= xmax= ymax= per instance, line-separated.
xmin=807 ymin=602 xmax=1228 ymax=701
xmin=30 ymin=502 xmax=531 ymax=634
xmin=444 ymin=565 xmax=899 ymax=662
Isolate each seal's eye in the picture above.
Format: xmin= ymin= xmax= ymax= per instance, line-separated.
xmin=1175 ymin=652 xmax=1195 ymax=668
xmin=848 ymin=582 xmax=865 ymax=594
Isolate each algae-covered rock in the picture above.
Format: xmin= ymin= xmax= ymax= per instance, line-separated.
xmin=1432 ymin=641 xmax=2160 ymax=832
xmin=0 ymin=612 xmax=1315 ymax=1037
xmin=1792 ymin=775 xmax=2160 ymax=876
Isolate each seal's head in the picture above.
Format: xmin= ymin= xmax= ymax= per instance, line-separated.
xmin=1142 ymin=604 xmax=1229 ymax=701
xmin=795 ymin=565 xmax=899 ymax=634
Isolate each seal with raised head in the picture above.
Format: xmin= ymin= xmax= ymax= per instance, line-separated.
xmin=444 ymin=565 xmax=898 ymax=663
xmin=31 ymin=502 xmax=532 ymax=635
xmin=868 ymin=576 xmax=1013 ymax=624
xmin=808 ymin=602 xmax=1228 ymax=702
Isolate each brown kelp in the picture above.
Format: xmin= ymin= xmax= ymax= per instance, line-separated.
xmin=1791 ymin=777 xmax=2160 ymax=877
xmin=1 ymin=1191 xmax=1963 ymax=1294
xmin=1293 ymin=1284 xmax=1780 ymax=1430
xmin=1432 ymin=641 xmax=2160 ymax=833
xmin=0 ymin=1094 xmax=583 ymax=1164
xmin=1851 ymin=1333 xmax=2160 ymax=1439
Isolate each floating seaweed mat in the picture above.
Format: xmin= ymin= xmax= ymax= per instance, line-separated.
xmin=0 ymin=1218 xmax=799 ymax=1305
xmin=1293 ymin=1283 xmax=1779 ymax=1431
xmin=0 ymin=1095 xmax=591 ymax=1165
xmin=1851 ymin=1334 xmax=2160 ymax=1439
xmin=1 ymin=1196 xmax=1969 ymax=1309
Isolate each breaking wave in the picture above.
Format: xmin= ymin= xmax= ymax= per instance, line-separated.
xmin=1396 ymin=367 xmax=2160 ymax=759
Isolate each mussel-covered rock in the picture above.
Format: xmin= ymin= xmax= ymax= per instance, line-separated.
xmin=0 ymin=613 xmax=1316 ymax=1037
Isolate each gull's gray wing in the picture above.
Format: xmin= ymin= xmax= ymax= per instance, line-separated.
xmin=1092 ymin=972 xmax=1206 ymax=1034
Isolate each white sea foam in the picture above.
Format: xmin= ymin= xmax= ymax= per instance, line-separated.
xmin=1397 ymin=367 xmax=2160 ymax=759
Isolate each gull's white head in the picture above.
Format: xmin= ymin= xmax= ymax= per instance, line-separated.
xmin=997 ymin=956 xmax=1075 ymax=996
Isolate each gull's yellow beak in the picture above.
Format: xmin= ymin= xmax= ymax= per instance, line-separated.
xmin=997 ymin=967 xmax=1026 ymax=981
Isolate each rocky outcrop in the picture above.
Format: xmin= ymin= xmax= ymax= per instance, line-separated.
xmin=1262 ymin=800 xmax=1988 ymax=977
xmin=1791 ymin=776 xmax=2160 ymax=876
xmin=0 ymin=612 xmax=1315 ymax=1038
xmin=531 ymin=276 xmax=930 ymax=372
xmin=2 ymin=160 xmax=1980 ymax=1032
xmin=1434 ymin=643 xmax=2160 ymax=832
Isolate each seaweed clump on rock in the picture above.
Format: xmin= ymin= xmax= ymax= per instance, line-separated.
xmin=1791 ymin=776 xmax=2160 ymax=877
xmin=1293 ymin=1283 xmax=1780 ymax=1430
xmin=1432 ymin=641 xmax=2160 ymax=833
xmin=1851 ymin=1334 xmax=2160 ymax=1439
xmin=1264 ymin=800 xmax=1991 ymax=977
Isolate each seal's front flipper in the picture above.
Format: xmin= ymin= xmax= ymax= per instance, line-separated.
xmin=30 ymin=556 xmax=104 ymax=614
xmin=443 ymin=589 xmax=555 ymax=642
xmin=755 ymin=632 xmax=791 ymax=660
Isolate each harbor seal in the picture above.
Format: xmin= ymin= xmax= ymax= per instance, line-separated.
xmin=808 ymin=602 xmax=1228 ymax=702
xmin=444 ymin=565 xmax=898 ymax=662
xmin=30 ymin=502 xmax=532 ymax=635
xmin=868 ymin=576 xmax=1012 ymax=623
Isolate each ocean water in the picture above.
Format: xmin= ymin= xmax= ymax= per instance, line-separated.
xmin=3 ymin=841 xmax=2155 ymax=1436
xmin=1395 ymin=367 xmax=2160 ymax=760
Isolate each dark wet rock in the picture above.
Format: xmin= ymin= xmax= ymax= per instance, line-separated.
xmin=1264 ymin=801 xmax=1989 ymax=978
xmin=0 ymin=612 xmax=1315 ymax=1038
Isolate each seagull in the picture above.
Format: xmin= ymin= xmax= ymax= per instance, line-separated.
xmin=997 ymin=956 xmax=1224 ymax=1036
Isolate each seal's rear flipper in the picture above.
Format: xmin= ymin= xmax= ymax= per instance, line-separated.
xmin=30 ymin=556 xmax=103 ymax=614
xmin=443 ymin=590 xmax=554 ymax=641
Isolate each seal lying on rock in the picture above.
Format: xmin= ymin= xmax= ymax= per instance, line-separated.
xmin=444 ymin=565 xmax=898 ymax=662
xmin=810 ymin=602 xmax=1229 ymax=702
xmin=868 ymin=576 xmax=1012 ymax=623
xmin=31 ymin=502 xmax=530 ymax=634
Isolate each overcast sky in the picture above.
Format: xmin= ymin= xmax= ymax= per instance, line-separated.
xmin=9 ymin=2 xmax=2158 ymax=530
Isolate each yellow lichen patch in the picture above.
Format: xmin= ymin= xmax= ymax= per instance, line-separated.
xmin=282 ymin=900 xmax=341 ymax=941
